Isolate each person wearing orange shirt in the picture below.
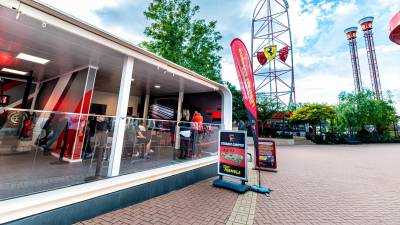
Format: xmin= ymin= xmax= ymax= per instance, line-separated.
xmin=191 ymin=110 xmax=203 ymax=157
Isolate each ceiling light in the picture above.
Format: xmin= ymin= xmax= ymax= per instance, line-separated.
xmin=0 ymin=51 xmax=15 ymax=66
xmin=16 ymin=53 xmax=50 ymax=64
xmin=154 ymin=85 xmax=161 ymax=89
xmin=1 ymin=68 xmax=28 ymax=75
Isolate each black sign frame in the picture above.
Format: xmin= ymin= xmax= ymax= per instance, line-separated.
xmin=217 ymin=130 xmax=248 ymax=181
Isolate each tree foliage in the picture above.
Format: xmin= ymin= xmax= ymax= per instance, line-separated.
xmin=256 ymin=93 xmax=286 ymax=122
xmin=289 ymin=103 xmax=337 ymax=130
xmin=142 ymin=0 xmax=223 ymax=83
xmin=227 ymin=84 xmax=289 ymax=125
xmin=225 ymin=82 xmax=247 ymax=123
xmin=336 ymin=90 xmax=397 ymax=135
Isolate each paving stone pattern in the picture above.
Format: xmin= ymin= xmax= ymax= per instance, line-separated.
xmin=76 ymin=178 xmax=238 ymax=225
xmin=254 ymin=144 xmax=400 ymax=225
xmin=226 ymin=162 xmax=257 ymax=225
xmin=77 ymin=144 xmax=400 ymax=225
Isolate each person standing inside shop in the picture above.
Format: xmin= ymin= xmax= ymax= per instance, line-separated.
xmin=82 ymin=117 xmax=97 ymax=159
xmin=93 ymin=116 xmax=111 ymax=177
xmin=191 ymin=109 xmax=203 ymax=157
xmin=95 ymin=116 xmax=109 ymax=146
xmin=179 ymin=109 xmax=191 ymax=159
xmin=37 ymin=113 xmax=55 ymax=155
xmin=136 ymin=121 xmax=154 ymax=159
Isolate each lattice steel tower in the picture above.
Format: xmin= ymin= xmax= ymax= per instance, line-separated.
xmin=251 ymin=0 xmax=295 ymax=108
xmin=359 ymin=16 xmax=382 ymax=99
xmin=344 ymin=27 xmax=362 ymax=93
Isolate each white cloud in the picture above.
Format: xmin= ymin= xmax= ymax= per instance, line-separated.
xmin=221 ymin=59 xmax=240 ymax=87
xmin=239 ymin=32 xmax=252 ymax=51
xmin=296 ymin=73 xmax=354 ymax=104
xmin=321 ymin=2 xmax=335 ymax=11
xmin=376 ymin=0 xmax=400 ymax=12
xmin=287 ymin=0 xmax=323 ymax=48
xmin=105 ymin=26 xmax=147 ymax=45
xmin=335 ymin=1 xmax=358 ymax=16
xmin=241 ymin=0 xmax=262 ymax=18
xmin=40 ymin=0 xmax=146 ymax=44
xmin=294 ymin=53 xmax=335 ymax=68
xmin=40 ymin=0 xmax=123 ymax=27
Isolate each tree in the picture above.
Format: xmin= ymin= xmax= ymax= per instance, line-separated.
xmin=289 ymin=103 xmax=337 ymax=134
xmin=142 ymin=0 xmax=223 ymax=83
xmin=225 ymin=82 xmax=247 ymax=124
xmin=256 ymin=93 xmax=286 ymax=122
xmin=226 ymin=83 xmax=289 ymax=127
xmin=336 ymin=90 xmax=397 ymax=136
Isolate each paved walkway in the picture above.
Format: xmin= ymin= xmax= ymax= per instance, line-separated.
xmin=76 ymin=144 xmax=400 ymax=225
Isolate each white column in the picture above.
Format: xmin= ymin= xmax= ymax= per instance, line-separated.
xmin=30 ymin=82 xmax=40 ymax=110
xmin=142 ymin=94 xmax=150 ymax=119
xmin=174 ymin=91 xmax=184 ymax=150
xmin=108 ymin=56 xmax=134 ymax=177
xmin=219 ymin=86 xmax=233 ymax=130
xmin=31 ymin=73 xmax=73 ymax=144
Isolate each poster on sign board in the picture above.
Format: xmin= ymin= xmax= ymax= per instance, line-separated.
xmin=256 ymin=138 xmax=277 ymax=170
xmin=218 ymin=130 xmax=248 ymax=181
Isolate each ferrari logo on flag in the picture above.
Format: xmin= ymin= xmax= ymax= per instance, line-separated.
xmin=264 ymin=45 xmax=277 ymax=61
xmin=257 ymin=52 xmax=267 ymax=65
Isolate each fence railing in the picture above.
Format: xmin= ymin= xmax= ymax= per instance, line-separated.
xmin=0 ymin=108 xmax=221 ymax=200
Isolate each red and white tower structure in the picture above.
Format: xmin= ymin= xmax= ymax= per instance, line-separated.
xmin=251 ymin=0 xmax=295 ymax=109
xmin=359 ymin=16 xmax=382 ymax=99
xmin=344 ymin=27 xmax=362 ymax=93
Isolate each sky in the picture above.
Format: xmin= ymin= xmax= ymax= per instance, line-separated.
xmin=40 ymin=0 xmax=400 ymax=112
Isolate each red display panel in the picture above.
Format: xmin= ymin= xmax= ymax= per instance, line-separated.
xmin=256 ymin=138 xmax=277 ymax=170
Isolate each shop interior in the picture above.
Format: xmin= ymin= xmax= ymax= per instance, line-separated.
xmin=0 ymin=5 xmax=222 ymax=200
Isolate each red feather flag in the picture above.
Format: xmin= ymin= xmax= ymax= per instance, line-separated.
xmin=230 ymin=38 xmax=260 ymax=168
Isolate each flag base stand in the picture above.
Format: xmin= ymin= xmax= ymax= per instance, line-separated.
xmin=213 ymin=178 xmax=250 ymax=193
xmin=250 ymin=168 xmax=272 ymax=194
xmin=251 ymin=185 xmax=271 ymax=194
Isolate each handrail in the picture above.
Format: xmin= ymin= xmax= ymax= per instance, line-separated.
xmin=0 ymin=107 xmax=122 ymax=118
xmin=0 ymin=108 xmax=222 ymax=127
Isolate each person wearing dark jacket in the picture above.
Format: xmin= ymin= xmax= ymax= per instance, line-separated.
xmin=37 ymin=113 xmax=55 ymax=155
